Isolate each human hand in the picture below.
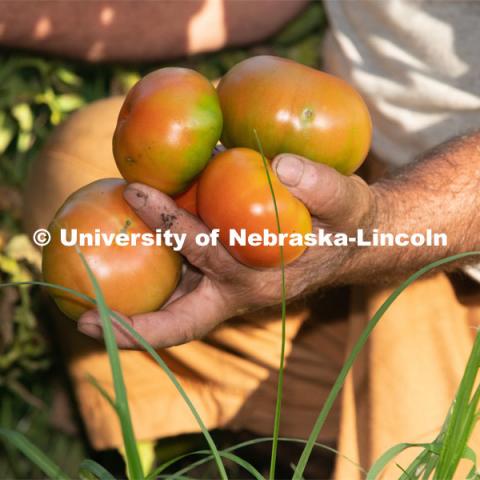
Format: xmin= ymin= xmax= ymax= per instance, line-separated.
xmin=78 ymin=154 xmax=375 ymax=348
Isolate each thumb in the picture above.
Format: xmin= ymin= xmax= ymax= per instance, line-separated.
xmin=271 ymin=154 xmax=374 ymax=231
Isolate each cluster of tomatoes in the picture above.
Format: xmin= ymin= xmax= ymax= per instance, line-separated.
xmin=42 ymin=56 xmax=372 ymax=320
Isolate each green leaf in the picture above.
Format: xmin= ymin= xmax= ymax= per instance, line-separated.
xmin=0 ymin=113 xmax=16 ymax=154
xmin=11 ymin=103 xmax=34 ymax=131
xmin=79 ymin=459 xmax=116 ymax=480
xmin=55 ymin=67 xmax=83 ymax=87
xmin=0 ymin=428 xmax=69 ymax=480
xmin=106 ymin=316 xmax=229 ymax=480
xmin=112 ymin=69 xmax=141 ymax=93
xmin=273 ymin=2 xmax=325 ymax=46
xmin=77 ymin=250 xmax=145 ymax=480
xmin=253 ymin=129 xmax=286 ymax=480
xmin=219 ymin=452 xmax=264 ymax=480
xmin=16 ymin=130 xmax=33 ymax=152
xmin=367 ymin=442 xmax=439 ymax=479
xmin=86 ymin=374 xmax=116 ymax=411
xmin=151 ymin=436 xmax=365 ymax=480
xmin=55 ymin=94 xmax=85 ymax=113
xmin=135 ymin=441 xmax=156 ymax=478
xmin=434 ymin=335 xmax=480 ymax=478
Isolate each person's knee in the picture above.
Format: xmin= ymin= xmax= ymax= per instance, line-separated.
xmin=23 ymin=97 xmax=124 ymax=235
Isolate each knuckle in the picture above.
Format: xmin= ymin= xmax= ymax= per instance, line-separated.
xmin=202 ymin=247 xmax=224 ymax=273
xmin=251 ymin=275 xmax=280 ymax=306
xmin=179 ymin=325 xmax=197 ymax=344
xmin=169 ymin=316 xmax=197 ymax=345
xmin=184 ymin=244 xmax=204 ymax=267
xmin=187 ymin=243 xmax=223 ymax=274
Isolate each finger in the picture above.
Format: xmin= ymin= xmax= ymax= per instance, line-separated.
xmin=78 ymin=277 xmax=231 ymax=348
xmin=124 ymin=183 xmax=230 ymax=272
xmin=164 ymin=263 xmax=202 ymax=305
xmin=271 ymin=154 xmax=373 ymax=230
xmin=77 ymin=310 xmax=139 ymax=346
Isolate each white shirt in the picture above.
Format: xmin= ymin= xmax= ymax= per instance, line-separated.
xmin=323 ymin=0 xmax=480 ymax=167
xmin=323 ymin=0 xmax=480 ymax=281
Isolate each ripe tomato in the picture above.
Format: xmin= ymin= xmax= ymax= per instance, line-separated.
xmin=218 ymin=55 xmax=372 ymax=175
xmin=173 ymin=145 xmax=226 ymax=216
xmin=174 ymin=180 xmax=198 ymax=216
xmin=197 ymin=148 xmax=312 ymax=268
xmin=42 ymin=179 xmax=181 ymax=320
xmin=113 ymin=68 xmax=222 ymax=195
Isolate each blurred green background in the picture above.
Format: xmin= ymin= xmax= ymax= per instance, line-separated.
xmin=0 ymin=3 xmax=326 ymax=477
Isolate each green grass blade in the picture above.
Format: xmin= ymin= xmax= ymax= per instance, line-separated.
xmin=395 ymin=463 xmax=413 ymax=479
xmin=253 ymin=129 xmax=287 ymax=480
xmin=0 ymin=279 xmax=228 ymax=480
xmin=155 ymin=475 xmax=195 ymax=480
xmin=87 ymin=374 xmax=117 ymax=411
xmin=419 ymin=451 xmax=439 ymax=480
xmin=375 ymin=441 xmax=477 ymax=479
xmin=293 ymin=251 xmax=480 ymax=480
xmin=79 ymin=459 xmax=116 ymax=480
xmin=147 ymin=449 xmax=264 ymax=480
xmin=434 ymin=331 xmax=480 ymax=479
xmin=106 ymin=312 xmax=228 ymax=480
xmin=367 ymin=442 xmax=438 ymax=480
xmin=77 ymin=250 xmax=144 ymax=480
xmin=465 ymin=445 xmax=480 ymax=480
xmin=89 ymin=380 xmax=156 ymax=476
xmin=401 ymin=410 xmax=451 ymax=478
xmin=0 ymin=428 xmax=69 ymax=480
xmin=400 ymin=449 xmax=434 ymax=480
xmin=220 ymin=451 xmax=264 ymax=480
xmin=0 ymin=280 xmax=94 ymax=304
xmin=151 ymin=436 xmax=365 ymax=479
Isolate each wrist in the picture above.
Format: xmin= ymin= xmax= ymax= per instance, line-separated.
xmin=332 ymin=182 xmax=385 ymax=285
xmin=337 ymin=179 xmax=458 ymax=286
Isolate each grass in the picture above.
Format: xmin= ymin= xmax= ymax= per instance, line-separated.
xmin=0 ymin=428 xmax=69 ymax=480
xmin=253 ymin=130 xmax=287 ymax=480
xmin=78 ymin=249 xmax=144 ymax=480
xmin=3 ymin=252 xmax=480 ymax=479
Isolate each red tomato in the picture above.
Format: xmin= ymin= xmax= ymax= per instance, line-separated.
xmin=113 ymin=68 xmax=222 ymax=195
xmin=197 ymin=148 xmax=312 ymax=268
xmin=42 ymin=179 xmax=181 ymax=320
xmin=174 ymin=180 xmax=198 ymax=216
xmin=173 ymin=145 xmax=226 ymax=216
xmin=218 ymin=55 xmax=372 ymax=175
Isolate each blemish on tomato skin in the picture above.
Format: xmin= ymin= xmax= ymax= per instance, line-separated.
xmin=302 ymin=108 xmax=314 ymax=121
xmin=125 ymin=157 xmax=135 ymax=164
xmin=120 ymin=218 xmax=132 ymax=234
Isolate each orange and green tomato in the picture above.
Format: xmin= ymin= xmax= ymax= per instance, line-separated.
xmin=113 ymin=68 xmax=222 ymax=195
xmin=174 ymin=180 xmax=198 ymax=216
xmin=197 ymin=148 xmax=312 ymax=268
xmin=42 ymin=179 xmax=181 ymax=320
xmin=217 ymin=55 xmax=372 ymax=175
